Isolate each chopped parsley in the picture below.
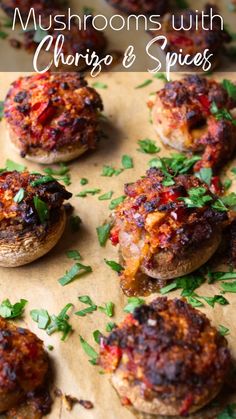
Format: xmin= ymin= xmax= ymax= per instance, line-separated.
xmin=201 ymin=294 xmax=229 ymax=308
xmin=109 ymin=195 xmax=126 ymax=210
xmin=30 ymin=303 xmax=73 ymax=341
xmin=106 ymin=322 xmax=116 ymax=332
xmin=0 ymin=101 xmax=4 ymax=121
xmin=135 ymin=79 xmax=153 ymax=89
xmin=224 ymin=178 xmax=232 ymax=190
xmin=93 ymin=330 xmax=102 ymax=344
xmin=33 ymin=196 xmax=49 ymax=224
xmin=66 ymin=250 xmax=81 ymax=260
xmin=208 ymin=271 xmax=236 ymax=283
xmin=210 ymin=102 xmax=236 ymax=126
xmin=0 ymin=298 xmax=27 ymax=319
xmin=153 ymin=73 xmax=168 ymax=83
xmin=222 ymin=79 xmax=236 ymax=100
xmin=122 ymin=155 xmax=133 ymax=169
xmin=220 ymin=281 xmax=236 ymax=293
xmin=104 ymin=259 xmax=123 ymax=273
xmin=5 ymin=159 xmax=26 ymax=172
xmin=75 ymin=296 xmax=97 ymax=317
xmin=218 ymin=325 xmax=230 ymax=337
xmin=0 ymin=31 xmax=8 ymax=39
xmin=76 ymin=188 xmax=101 ymax=197
xmin=124 ymin=297 xmax=145 ymax=313
xmin=101 ymin=165 xmax=123 ymax=177
xmin=30 ymin=175 xmax=54 ymax=187
xmin=98 ymin=302 xmax=114 ymax=317
xmin=80 ymin=178 xmax=88 ymax=185
xmin=137 ymin=138 xmax=160 ymax=154
xmin=217 ymin=403 xmax=236 ymax=418
xmin=96 ymin=223 xmax=111 ymax=247
xmin=160 ymin=273 xmax=205 ymax=296
xmin=195 ymin=167 xmax=212 ymax=186
xmin=44 ymin=163 xmax=71 ymax=186
xmin=14 ymin=188 xmax=25 ymax=203
xmin=148 ymin=153 xmax=200 ymax=175
xmin=92 ymin=82 xmax=108 ymax=89
xmin=58 ymin=263 xmax=92 ymax=286
xmin=179 ymin=187 xmax=212 ymax=208
xmin=98 ymin=191 xmax=113 ymax=201
xmin=79 ymin=335 xmax=98 ymax=365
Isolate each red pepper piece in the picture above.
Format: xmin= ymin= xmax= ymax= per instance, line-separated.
xmin=160 ymin=189 xmax=182 ymax=205
xmin=110 ymin=228 xmax=119 ymax=246
xmin=180 ymin=394 xmax=194 ymax=416
xmin=37 ymin=102 xmax=56 ymax=125
xmin=198 ymin=94 xmax=211 ymax=114
xmin=170 ymin=35 xmax=194 ymax=47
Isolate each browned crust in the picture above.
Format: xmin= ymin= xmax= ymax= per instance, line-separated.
xmin=0 ymin=208 xmax=66 ymax=267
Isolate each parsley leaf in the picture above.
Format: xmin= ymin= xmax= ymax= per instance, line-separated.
xmin=76 ymin=188 xmax=101 ymax=197
xmin=98 ymin=302 xmax=114 ymax=318
xmin=96 ymin=223 xmax=111 ymax=247
xmin=80 ymin=178 xmax=88 ymax=185
xmin=30 ymin=175 xmax=54 ymax=187
xmin=106 ymin=322 xmax=117 ymax=332
xmin=187 ymin=296 xmax=204 ymax=307
xmin=195 ymin=167 xmax=212 ymax=185
xmin=58 ymin=263 xmax=92 ymax=286
xmin=33 ymin=196 xmax=49 ymax=224
xmin=210 ymin=101 xmax=236 ymax=126
xmin=179 ymin=187 xmax=212 ymax=208
xmin=217 ymin=403 xmax=236 ymax=418
xmin=30 ymin=309 xmax=50 ymax=329
xmin=160 ymin=273 xmax=205 ymax=296
xmin=135 ymin=79 xmax=153 ymax=89
xmin=6 ymin=159 xmax=26 ymax=172
xmin=109 ymin=195 xmax=126 ymax=210
xmin=79 ymin=335 xmax=98 ymax=365
xmin=218 ymin=325 xmax=230 ymax=337
xmin=208 ymin=271 xmax=236 ymax=283
xmin=124 ymin=297 xmax=145 ymax=313
xmin=0 ymin=298 xmax=27 ymax=319
xmin=98 ymin=191 xmax=113 ymax=201
xmin=149 ymin=153 xmax=200 ymax=175
xmin=104 ymin=259 xmax=123 ymax=272
xmin=14 ymin=188 xmax=25 ymax=203
xmin=220 ymin=281 xmax=236 ymax=293
xmin=75 ymin=295 xmax=97 ymax=317
xmin=0 ymin=101 xmax=4 ymax=121
xmin=222 ymin=79 xmax=236 ymax=100
xmin=44 ymin=163 xmax=71 ymax=186
xmin=201 ymin=295 xmax=229 ymax=308
xmin=153 ymin=73 xmax=168 ymax=83
xmin=138 ymin=138 xmax=160 ymax=154
xmin=122 ymin=155 xmax=133 ymax=169
xmin=93 ymin=329 xmax=102 ymax=344
xmin=46 ymin=303 xmax=73 ymax=340
xmin=92 ymin=82 xmax=108 ymax=89
xmin=101 ymin=165 xmax=123 ymax=177
xmin=66 ymin=250 xmax=81 ymax=260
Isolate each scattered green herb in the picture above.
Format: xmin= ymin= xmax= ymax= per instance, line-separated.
xmin=106 ymin=322 xmax=117 ymax=332
xmin=222 ymin=79 xmax=236 ymax=100
xmin=13 ymin=188 xmax=25 ymax=203
xmin=195 ymin=167 xmax=212 ymax=186
xmin=46 ymin=303 xmax=73 ymax=341
xmin=124 ymin=297 xmax=145 ymax=313
xmin=201 ymin=295 xmax=229 ymax=308
xmin=0 ymin=298 xmax=27 ymax=319
xmin=33 ymin=196 xmax=49 ymax=224
xmin=104 ymin=259 xmax=123 ymax=273
xmin=220 ymin=281 xmax=236 ymax=293
xmin=109 ymin=195 xmax=126 ymax=210
xmin=98 ymin=191 xmax=113 ymax=201
xmin=5 ymin=159 xmax=26 ymax=172
xmin=31 ymin=175 xmax=54 ymax=187
xmin=58 ymin=263 xmax=92 ymax=286
xmin=30 ymin=309 xmax=50 ymax=330
xmin=80 ymin=178 xmax=88 ymax=185
xmin=98 ymin=302 xmax=114 ymax=318
xmin=0 ymin=101 xmax=4 ymax=121
xmin=75 ymin=295 xmax=97 ymax=317
xmin=218 ymin=325 xmax=230 ymax=337
xmin=224 ymin=178 xmax=232 ymax=190
xmin=179 ymin=187 xmax=212 ymax=208
xmin=0 ymin=31 xmax=8 ymax=39
xmin=93 ymin=330 xmax=102 ymax=344
xmin=66 ymin=250 xmax=81 ymax=260
xmin=96 ymin=223 xmax=111 ymax=247
xmin=101 ymin=165 xmax=123 ymax=177
xmin=92 ymin=82 xmax=108 ymax=89
xmin=138 ymin=138 xmax=160 ymax=154
xmin=79 ymin=335 xmax=98 ymax=365
xmin=210 ymin=102 xmax=236 ymax=126
xmin=135 ymin=79 xmax=153 ymax=89
xmin=160 ymin=273 xmax=205 ymax=296
xmin=76 ymin=188 xmax=101 ymax=197
xmin=122 ymin=155 xmax=133 ymax=169
xmin=153 ymin=73 xmax=168 ymax=83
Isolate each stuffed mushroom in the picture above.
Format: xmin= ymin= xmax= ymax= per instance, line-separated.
xmin=110 ymin=168 xmax=230 ymax=295
xmin=0 ymin=316 xmax=49 ymax=413
xmin=150 ymin=75 xmax=236 ymax=172
xmin=0 ymin=170 xmax=72 ymax=267
xmin=4 ymin=72 xmax=103 ymax=164
xmin=100 ymin=297 xmax=231 ymax=416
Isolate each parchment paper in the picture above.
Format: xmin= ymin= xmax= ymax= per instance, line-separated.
xmin=0 ymin=1 xmax=236 ymax=419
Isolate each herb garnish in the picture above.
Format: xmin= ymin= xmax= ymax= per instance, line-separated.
xmin=222 ymin=79 xmax=236 ymax=100
xmin=109 ymin=195 xmax=126 ymax=210
xmin=98 ymin=302 xmax=114 ymax=318
xmin=58 ymin=263 xmax=92 ymax=286
xmin=149 ymin=153 xmax=200 ymax=175
xmin=0 ymin=101 xmax=4 ymax=121
xmin=160 ymin=273 xmax=205 ymax=296
xmin=195 ymin=167 xmax=212 ymax=185
xmin=122 ymin=155 xmax=133 ymax=169
xmin=30 ymin=303 xmax=73 ymax=341
xmin=137 ymin=138 xmax=160 ymax=154
xmin=179 ymin=187 xmax=212 ymax=208
xmin=99 ymin=191 xmax=113 ymax=201
xmin=33 ymin=196 xmax=49 ymax=224
xmin=104 ymin=259 xmax=123 ymax=273
xmin=217 ymin=403 xmax=236 ymax=418
xmin=220 ymin=281 xmax=236 ymax=293
xmin=30 ymin=175 xmax=54 ymax=187
xmin=96 ymin=223 xmax=111 ymax=247
xmin=0 ymin=298 xmax=27 ymax=319
xmin=66 ymin=250 xmax=81 ymax=260
xmin=124 ymin=297 xmax=145 ymax=313
xmin=106 ymin=322 xmax=117 ymax=332
xmin=5 ymin=159 xmax=26 ymax=172
xmin=14 ymin=188 xmax=25 ymax=203
xmin=44 ymin=163 xmax=71 ymax=186
xmin=76 ymin=188 xmax=101 ymax=197
xmin=218 ymin=325 xmax=230 ymax=337
xmin=135 ymin=79 xmax=153 ymax=89
xmin=93 ymin=330 xmax=102 ymax=344
xmin=92 ymin=82 xmax=108 ymax=89
xmin=210 ymin=102 xmax=236 ymax=126
xmin=75 ymin=296 xmax=97 ymax=317
xmin=79 ymin=335 xmax=98 ymax=365
xmin=101 ymin=165 xmax=123 ymax=177
xmin=153 ymin=73 xmax=168 ymax=83
xmin=80 ymin=178 xmax=88 ymax=185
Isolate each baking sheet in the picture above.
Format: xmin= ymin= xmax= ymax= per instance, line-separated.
xmin=0 ymin=1 xmax=236 ymax=418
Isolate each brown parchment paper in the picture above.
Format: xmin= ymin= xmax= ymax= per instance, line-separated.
xmin=0 ymin=1 xmax=236 ymax=419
